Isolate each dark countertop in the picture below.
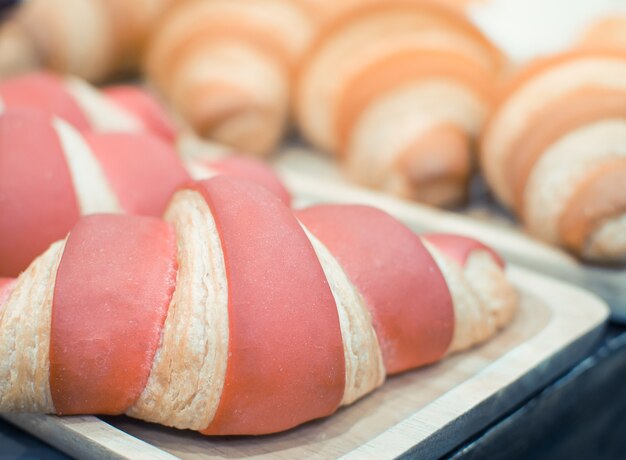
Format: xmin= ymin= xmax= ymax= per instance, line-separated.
xmin=2 ymin=325 xmax=625 ymax=460
xmin=446 ymin=324 xmax=626 ymax=460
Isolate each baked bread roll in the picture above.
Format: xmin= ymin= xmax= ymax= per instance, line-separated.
xmin=481 ymin=50 xmax=626 ymax=263
xmin=0 ymin=0 xmax=182 ymax=82
xmin=145 ymin=0 xmax=325 ymax=156
xmin=0 ymin=175 xmax=517 ymax=434
xmin=296 ymin=0 xmax=504 ymax=207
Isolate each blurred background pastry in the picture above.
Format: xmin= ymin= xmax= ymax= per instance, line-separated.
xmin=481 ymin=50 xmax=626 ymax=263
xmin=296 ymin=0 xmax=504 ymax=207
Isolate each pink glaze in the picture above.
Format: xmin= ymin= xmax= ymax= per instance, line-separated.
xmin=50 ymin=214 xmax=177 ymax=415
xmin=0 ymin=109 xmax=80 ymax=277
xmin=196 ymin=176 xmax=345 ymax=435
xmin=298 ymin=205 xmax=455 ymax=374
xmin=0 ymin=72 xmax=90 ymax=131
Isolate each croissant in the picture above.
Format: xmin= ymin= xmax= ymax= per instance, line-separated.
xmin=480 ymin=50 xmax=626 ymax=263
xmin=0 ymin=108 xmax=188 ymax=276
xmin=295 ymin=0 xmax=504 ymax=207
xmin=145 ymin=0 xmax=327 ymax=156
xmin=0 ymin=0 xmax=182 ymax=82
xmin=0 ymin=107 xmax=290 ymax=276
xmin=0 ymin=175 xmax=517 ymax=435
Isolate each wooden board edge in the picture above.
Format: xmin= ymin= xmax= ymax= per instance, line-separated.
xmin=340 ymin=266 xmax=609 ymax=459
xmin=0 ymin=413 xmax=178 ymax=460
xmin=277 ymin=167 xmax=626 ymax=322
xmin=0 ymin=267 xmax=609 ymax=460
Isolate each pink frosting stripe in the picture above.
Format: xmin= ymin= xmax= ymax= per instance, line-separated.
xmin=84 ymin=132 xmax=190 ymax=216
xmin=50 ymin=214 xmax=177 ymax=415
xmin=197 ymin=176 xmax=345 ymax=435
xmin=0 ymin=72 xmax=90 ymax=131
xmin=297 ymin=204 xmax=454 ymax=375
xmin=0 ymin=109 xmax=80 ymax=277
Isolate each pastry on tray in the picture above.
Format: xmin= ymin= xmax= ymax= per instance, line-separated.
xmin=0 ymin=175 xmax=517 ymax=435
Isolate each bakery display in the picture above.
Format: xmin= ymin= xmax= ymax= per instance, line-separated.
xmin=295 ymin=0 xmax=504 ymax=207
xmin=480 ymin=50 xmax=626 ymax=263
xmin=4 ymin=2 xmax=624 ymax=455
xmin=0 ymin=175 xmax=517 ymax=435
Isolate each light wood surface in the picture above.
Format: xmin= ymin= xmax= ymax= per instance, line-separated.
xmin=273 ymin=146 xmax=626 ymax=322
xmin=1 ymin=414 xmax=178 ymax=460
xmin=1 ymin=266 xmax=608 ymax=459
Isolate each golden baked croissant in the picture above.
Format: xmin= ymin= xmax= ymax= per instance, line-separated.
xmin=0 ymin=175 xmax=516 ymax=435
xmin=481 ymin=50 xmax=626 ymax=263
xmin=0 ymin=0 xmax=182 ymax=82
xmin=145 ymin=0 xmax=329 ymax=156
xmin=295 ymin=0 xmax=504 ymax=207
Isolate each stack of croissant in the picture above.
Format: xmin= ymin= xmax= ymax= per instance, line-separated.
xmin=0 ymin=0 xmax=523 ymax=436
xmin=1 ymin=0 xmax=624 ymax=261
xmin=0 ymin=69 xmax=518 ymax=436
xmin=144 ymin=0 xmax=504 ymax=207
xmin=0 ymin=0 xmax=503 ymax=207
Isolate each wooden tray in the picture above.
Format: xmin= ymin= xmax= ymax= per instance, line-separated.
xmin=2 ymin=266 xmax=608 ymax=459
xmin=273 ymin=147 xmax=626 ymax=322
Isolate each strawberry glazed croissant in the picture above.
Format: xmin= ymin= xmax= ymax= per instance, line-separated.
xmin=0 ymin=101 xmax=290 ymax=277
xmin=481 ymin=50 xmax=626 ymax=263
xmin=295 ymin=0 xmax=505 ymax=207
xmin=0 ymin=108 xmax=189 ymax=277
xmin=0 ymin=176 xmax=517 ymax=435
